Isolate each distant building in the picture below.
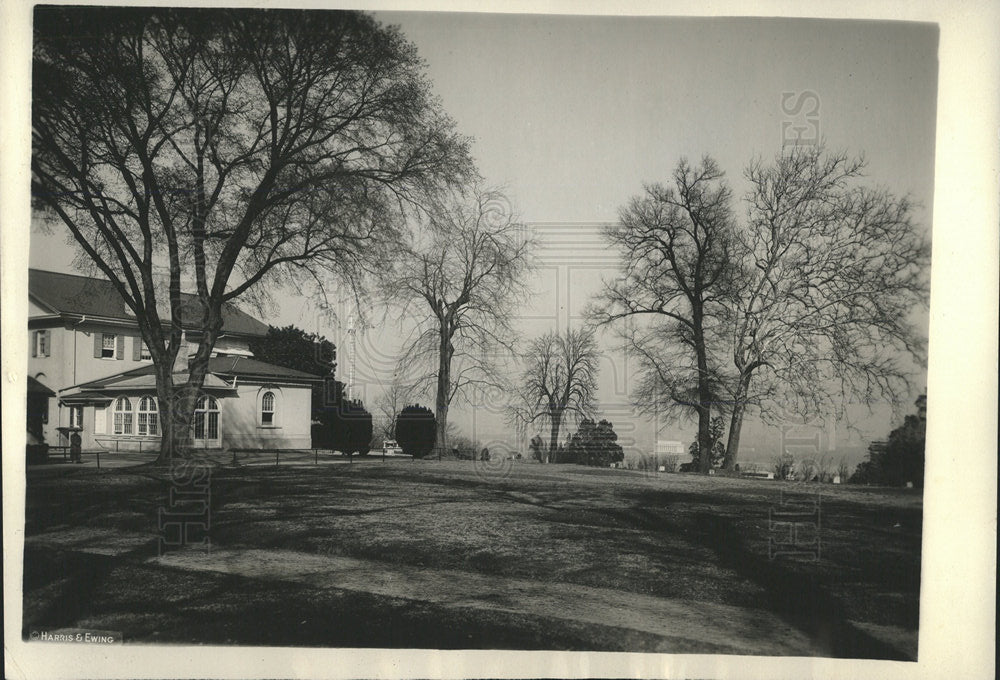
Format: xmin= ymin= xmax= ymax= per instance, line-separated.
xmin=655 ymin=440 xmax=685 ymax=455
xmin=27 ymin=269 xmax=321 ymax=453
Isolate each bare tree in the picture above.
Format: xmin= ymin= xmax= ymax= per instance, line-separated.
xmin=510 ymin=328 xmax=600 ymax=463
xmin=719 ymin=146 xmax=930 ymax=469
xmin=386 ymin=188 xmax=533 ymax=455
xmin=591 ymin=157 xmax=736 ymax=473
xmin=31 ymin=7 xmax=473 ymax=462
xmin=373 ymin=372 xmax=416 ymax=442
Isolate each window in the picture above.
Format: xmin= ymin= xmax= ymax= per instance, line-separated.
xmin=102 ymin=333 xmax=117 ymax=359
xmin=193 ymin=395 xmax=220 ymax=440
xmin=33 ymin=330 xmax=50 ymax=358
xmin=137 ymin=396 xmax=158 ymax=436
xmin=69 ymin=406 xmax=83 ymax=429
xmin=113 ymin=396 xmax=133 ymax=435
xmin=140 ymin=342 xmax=152 ymax=361
xmin=261 ymin=391 xmax=275 ymax=426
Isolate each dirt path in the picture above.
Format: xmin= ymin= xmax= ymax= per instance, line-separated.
xmin=150 ymin=544 xmax=823 ymax=656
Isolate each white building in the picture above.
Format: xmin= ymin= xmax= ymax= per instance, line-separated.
xmin=655 ymin=440 xmax=685 ymax=455
xmin=27 ymin=269 xmax=320 ymax=453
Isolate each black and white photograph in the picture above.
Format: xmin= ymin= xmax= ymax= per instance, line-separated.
xmin=2 ymin=2 xmax=996 ymax=679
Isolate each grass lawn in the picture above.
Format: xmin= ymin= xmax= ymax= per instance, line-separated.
xmin=21 ymin=458 xmax=922 ymax=658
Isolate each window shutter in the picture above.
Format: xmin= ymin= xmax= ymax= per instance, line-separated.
xmin=116 ymin=334 xmax=125 ymax=360
xmin=93 ymin=333 xmax=102 ymax=358
xmin=31 ymin=331 xmax=37 ymax=358
xmin=133 ymin=336 xmax=142 ymax=361
xmin=43 ymin=331 xmax=50 ymax=357
xmin=94 ymin=405 xmax=107 ymax=434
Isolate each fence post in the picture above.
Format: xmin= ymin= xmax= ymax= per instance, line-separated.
xmin=314 ymin=448 xmax=318 ymax=465
xmin=275 ymin=450 xmax=279 ymax=466
xmin=96 ymin=450 xmax=101 ymax=469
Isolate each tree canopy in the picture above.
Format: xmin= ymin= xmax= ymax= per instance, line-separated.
xmin=510 ymin=328 xmax=601 ymax=463
xmin=594 ymin=149 xmax=928 ymax=472
xmin=591 ymin=157 xmax=735 ymax=473
xmin=386 ymin=187 xmax=533 ymax=456
xmin=32 ymin=7 xmax=474 ymax=460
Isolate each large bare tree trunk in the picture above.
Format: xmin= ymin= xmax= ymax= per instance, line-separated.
xmin=434 ymin=333 xmax=453 ymax=459
xmin=693 ymin=308 xmax=714 ymax=474
xmin=547 ymin=410 xmax=562 ymax=464
xmin=723 ymin=374 xmax=751 ymax=470
xmin=154 ymin=311 xmax=223 ymax=465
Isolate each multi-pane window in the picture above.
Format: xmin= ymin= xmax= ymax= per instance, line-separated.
xmin=137 ymin=396 xmax=158 ymax=436
xmin=113 ymin=396 xmax=133 ymax=435
xmin=69 ymin=406 xmax=83 ymax=429
xmin=194 ymin=395 xmax=219 ymax=440
xmin=261 ymin=391 xmax=275 ymax=426
xmin=33 ymin=330 xmax=50 ymax=357
xmin=102 ymin=333 xmax=117 ymax=359
xmin=140 ymin=342 xmax=152 ymax=361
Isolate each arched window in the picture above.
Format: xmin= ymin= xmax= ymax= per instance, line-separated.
xmin=113 ymin=396 xmax=133 ymax=435
xmin=261 ymin=391 xmax=276 ymax=426
xmin=193 ymin=395 xmax=220 ymax=440
xmin=137 ymin=396 xmax=159 ymax=436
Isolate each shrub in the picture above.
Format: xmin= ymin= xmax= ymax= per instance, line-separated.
xmin=773 ymin=453 xmax=795 ymax=480
xmin=395 ymin=404 xmax=436 ymax=458
xmin=314 ymin=394 xmax=372 ymax=456
xmin=564 ymin=419 xmax=625 ymax=467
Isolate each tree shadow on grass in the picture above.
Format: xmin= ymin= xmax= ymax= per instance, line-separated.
xmin=688 ymin=511 xmax=915 ymax=660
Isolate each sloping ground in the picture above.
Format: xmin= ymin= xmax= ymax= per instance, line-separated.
xmin=21 ymin=460 xmax=922 ymax=657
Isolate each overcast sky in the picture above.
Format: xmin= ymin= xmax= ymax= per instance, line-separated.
xmin=28 ymin=12 xmax=938 ymax=461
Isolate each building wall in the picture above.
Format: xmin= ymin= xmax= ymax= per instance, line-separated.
xmin=222 ymin=383 xmax=313 ymax=450
xmin=66 ymin=382 xmax=312 ymax=453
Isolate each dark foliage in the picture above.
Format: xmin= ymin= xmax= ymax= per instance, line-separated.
xmin=250 ymin=326 xmax=336 ymax=378
xmin=563 ymin=419 xmax=625 ymax=467
xmin=850 ymin=397 xmax=926 ymax=487
xmin=395 ymin=404 xmax=437 ymax=458
xmin=312 ymin=380 xmax=372 ymax=455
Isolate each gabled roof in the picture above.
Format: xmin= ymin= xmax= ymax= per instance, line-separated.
xmin=29 ymin=269 xmax=269 ymax=337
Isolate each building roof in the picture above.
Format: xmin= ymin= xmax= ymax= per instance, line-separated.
xmin=29 ymin=268 xmax=269 ymax=337
xmin=70 ymin=356 xmax=322 ymax=394
xmin=205 ymin=356 xmax=325 ymax=381
xmin=28 ymin=375 xmax=56 ymax=396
